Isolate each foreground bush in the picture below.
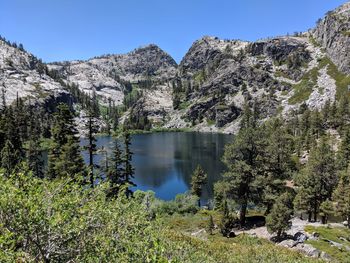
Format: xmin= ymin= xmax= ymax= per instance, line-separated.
xmin=0 ymin=171 xmax=165 ymax=262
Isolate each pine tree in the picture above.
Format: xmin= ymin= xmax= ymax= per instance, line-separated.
xmin=84 ymin=109 xmax=99 ymax=187
xmin=123 ymin=131 xmax=136 ymax=197
xmin=190 ymin=165 xmax=207 ymax=207
xmin=1 ymin=140 xmax=19 ymax=176
xmin=266 ymin=193 xmax=293 ymax=239
xmin=333 ymin=171 xmax=350 ymax=228
xmin=294 ymin=136 xmax=337 ymax=222
xmin=337 ymin=126 xmax=350 ymax=170
xmin=26 ymin=119 xmax=43 ymax=178
xmin=261 ymin=117 xmax=293 ymax=214
xmin=206 ymin=215 xmax=215 ymax=235
xmin=47 ymin=104 xmax=83 ymax=179
xmin=219 ymin=103 xmax=264 ymax=226
xmin=319 ymin=200 xmax=334 ymax=224
xmin=108 ymin=140 xmax=125 ymax=196
xmin=55 ymin=136 xmax=85 ymax=178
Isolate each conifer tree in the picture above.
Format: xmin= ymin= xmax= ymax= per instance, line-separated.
xmin=294 ymin=136 xmax=337 ymax=221
xmin=26 ymin=120 xmax=43 ymax=178
xmin=337 ymin=126 xmax=350 ymax=170
xmin=266 ymin=193 xmax=293 ymax=239
xmin=219 ymin=103 xmax=264 ymax=226
xmin=123 ymin=131 xmax=136 ymax=197
xmin=206 ymin=215 xmax=215 ymax=235
xmin=190 ymin=165 xmax=207 ymax=207
xmin=55 ymin=136 xmax=85 ymax=178
xmin=47 ymin=104 xmax=84 ymax=179
xmin=319 ymin=199 xmax=334 ymax=224
xmin=84 ymin=108 xmax=99 ymax=187
xmin=108 ymin=140 xmax=125 ymax=196
xmin=1 ymin=140 xmax=19 ymax=176
xmin=333 ymin=171 xmax=350 ymax=227
xmin=261 ymin=117 xmax=293 ymax=214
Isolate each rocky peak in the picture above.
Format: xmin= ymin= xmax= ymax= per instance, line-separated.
xmin=313 ymin=1 xmax=350 ymax=74
xmin=0 ymin=39 xmax=71 ymax=109
xmin=48 ymin=43 xmax=177 ymax=106
xmin=179 ymin=36 xmax=249 ymax=78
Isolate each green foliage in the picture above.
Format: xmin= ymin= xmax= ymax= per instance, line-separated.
xmin=266 ymin=193 xmax=293 ymax=238
xmin=305 ymin=226 xmax=350 ymax=262
xmin=289 ymin=66 xmax=319 ymax=104
xmin=294 ymin=136 xmax=337 ymax=222
xmin=333 ymin=171 xmax=350 ymax=224
xmin=206 ymin=215 xmax=215 ymax=235
xmin=217 ymin=104 xmax=265 ymax=225
xmin=155 ymin=193 xmax=199 ymax=215
xmin=47 ymin=104 xmax=85 ymax=179
xmin=219 ymin=200 xmax=238 ymax=237
xmin=190 ymin=165 xmax=207 ymax=205
xmin=319 ymin=200 xmax=334 ymax=224
xmin=0 ymin=171 xmax=168 ymax=262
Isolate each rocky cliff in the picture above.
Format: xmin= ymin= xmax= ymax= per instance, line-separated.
xmin=0 ymin=39 xmax=72 ymax=110
xmin=48 ymin=44 xmax=177 ymax=106
xmin=313 ymin=2 xmax=350 ymax=74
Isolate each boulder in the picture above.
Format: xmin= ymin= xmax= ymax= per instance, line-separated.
xmin=293 ymin=232 xmax=308 ymax=243
xmin=279 ymin=239 xmax=298 ymax=248
xmin=320 ymin=252 xmax=332 ymax=261
xmin=294 ymin=243 xmax=321 ymax=258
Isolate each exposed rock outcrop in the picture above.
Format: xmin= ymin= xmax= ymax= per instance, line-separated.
xmin=0 ymin=40 xmax=72 ymax=109
xmin=313 ymin=2 xmax=350 ymax=74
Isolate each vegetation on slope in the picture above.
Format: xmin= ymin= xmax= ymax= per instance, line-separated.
xmin=305 ymin=226 xmax=350 ymax=262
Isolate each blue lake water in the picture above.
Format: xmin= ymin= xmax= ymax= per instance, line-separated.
xmin=81 ymin=132 xmax=233 ymax=202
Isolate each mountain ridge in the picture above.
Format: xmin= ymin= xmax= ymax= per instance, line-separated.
xmin=1 ymin=1 xmax=350 ymax=133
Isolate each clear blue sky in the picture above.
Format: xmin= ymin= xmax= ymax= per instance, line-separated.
xmin=0 ymin=0 xmax=347 ymax=63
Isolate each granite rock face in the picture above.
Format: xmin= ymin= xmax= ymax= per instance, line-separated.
xmin=48 ymin=44 xmax=177 ymax=106
xmin=0 ymin=40 xmax=71 ymax=109
xmin=313 ymin=2 xmax=350 ymax=74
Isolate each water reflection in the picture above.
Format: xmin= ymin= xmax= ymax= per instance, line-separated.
xmin=81 ymin=132 xmax=233 ymax=202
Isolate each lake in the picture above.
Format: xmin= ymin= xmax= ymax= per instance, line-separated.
xmin=81 ymin=132 xmax=233 ymax=202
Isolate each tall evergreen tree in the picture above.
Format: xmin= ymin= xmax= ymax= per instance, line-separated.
xmin=108 ymin=140 xmax=125 ymax=196
xmin=123 ymin=131 xmax=136 ymax=197
xmin=337 ymin=126 xmax=350 ymax=171
xmin=26 ymin=118 xmax=43 ymax=178
xmin=219 ymin=103 xmax=264 ymax=226
xmin=84 ymin=109 xmax=99 ymax=187
xmin=266 ymin=193 xmax=293 ymax=239
xmin=190 ymin=165 xmax=207 ymax=207
xmin=333 ymin=170 xmax=350 ymax=228
xmin=294 ymin=136 xmax=337 ymax=222
xmin=55 ymin=135 xmax=85 ymax=178
xmin=261 ymin=117 xmax=293 ymax=214
xmin=1 ymin=140 xmax=19 ymax=176
xmin=47 ymin=104 xmax=84 ymax=179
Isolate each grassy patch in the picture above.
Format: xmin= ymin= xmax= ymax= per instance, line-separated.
xmin=179 ymin=100 xmax=191 ymax=110
xmin=32 ymin=82 xmax=49 ymax=98
xmin=305 ymin=226 xmax=350 ymax=262
xmin=288 ymin=66 xmax=318 ymax=104
xmin=321 ymin=57 xmax=350 ymax=99
xmin=162 ymin=212 xmax=321 ymax=262
xmin=309 ymin=37 xmax=321 ymax=47
xmin=207 ymin=119 xmax=215 ymax=126
xmin=341 ymin=30 xmax=350 ymax=37
xmin=275 ymin=70 xmax=291 ymax=79
xmin=289 ymin=55 xmax=350 ymax=104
